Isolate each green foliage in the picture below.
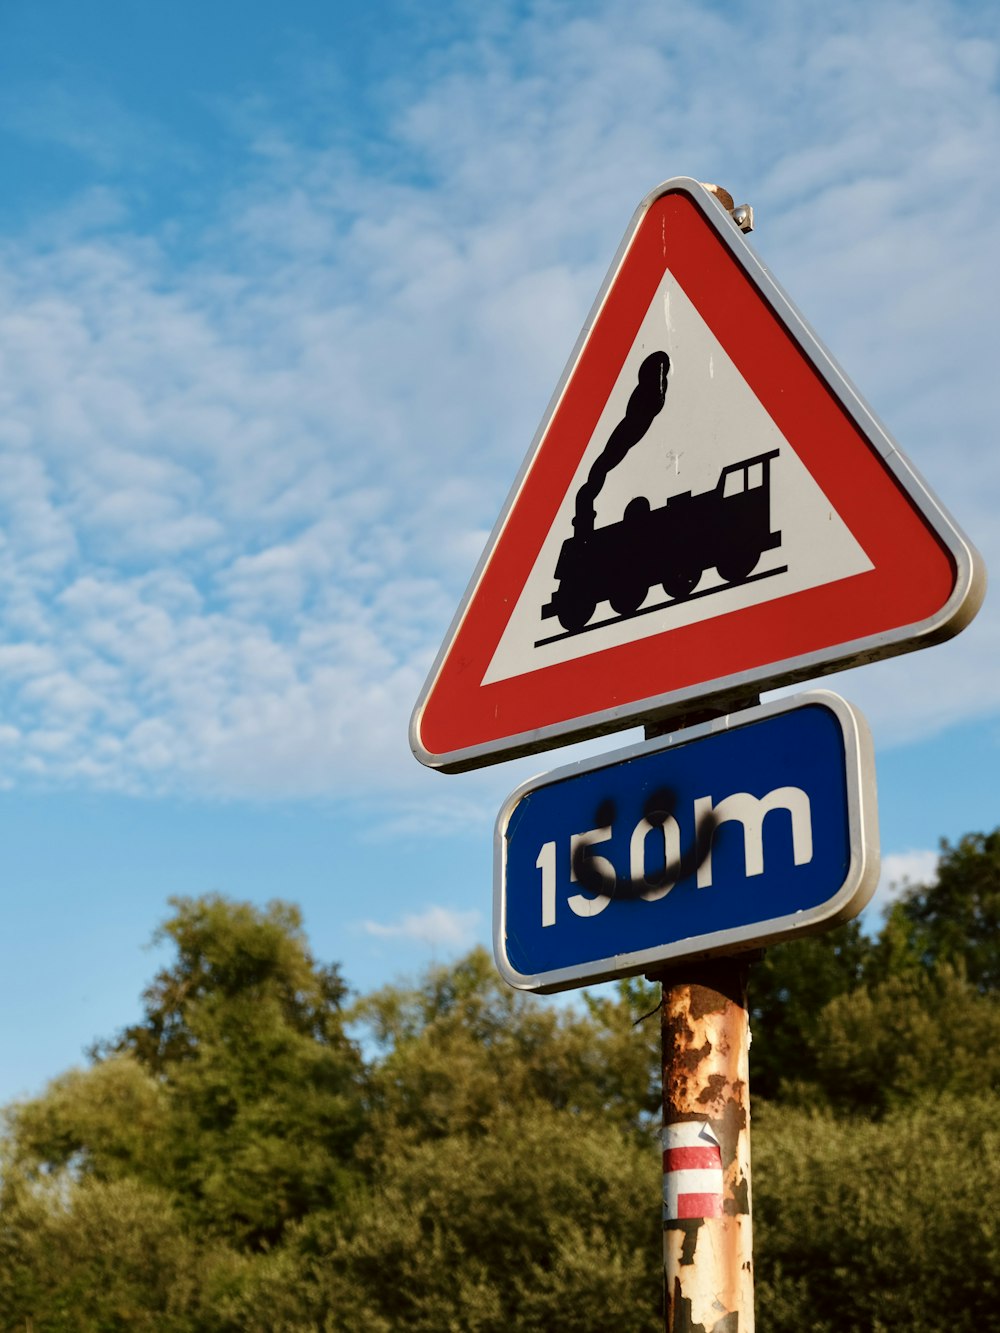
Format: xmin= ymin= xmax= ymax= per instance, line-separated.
xmin=0 ymin=1175 xmax=241 ymax=1331
xmin=353 ymin=946 xmax=660 ymax=1149
xmin=4 ymin=828 xmax=1000 ymax=1327
xmin=748 ymin=920 xmax=873 ymax=1101
xmin=118 ymin=895 xmax=364 ymax=1247
xmin=8 ymin=895 xmax=365 ymax=1251
xmin=754 ymin=1095 xmax=1000 ymax=1332
xmin=814 ymin=963 xmax=1000 ymax=1113
xmin=223 ymin=1106 xmax=662 ymax=1332
xmin=749 ymin=830 xmax=1000 ymax=1114
xmin=4 ymin=1052 xmax=169 ymax=1186
xmin=887 ymin=830 xmax=1000 ymax=990
xmin=333 ymin=1107 xmax=660 ymax=1333
xmin=101 ymin=895 xmax=352 ymax=1073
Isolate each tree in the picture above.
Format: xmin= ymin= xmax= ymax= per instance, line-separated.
xmin=219 ymin=1105 xmax=663 ymax=1333
xmin=3 ymin=1052 xmax=170 ymax=1188
xmin=0 ymin=1174 xmax=240 ymax=1333
xmin=8 ymin=895 xmax=365 ymax=1250
xmin=745 ymin=921 xmax=873 ymax=1102
xmin=747 ymin=828 xmax=1000 ymax=1107
xmin=353 ymin=947 xmax=661 ymax=1150
xmin=6 ymin=838 xmax=1000 ymax=1329
xmin=103 ymin=895 xmax=355 ymax=1074
xmin=882 ymin=830 xmax=1000 ymax=991
xmin=753 ymin=1094 xmax=1000 ymax=1332
xmin=813 ymin=963 xmax=1000 ymax=1113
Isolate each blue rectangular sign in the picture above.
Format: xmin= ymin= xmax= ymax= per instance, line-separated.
xmin=494 ymin=691 xmax=879 ymax=992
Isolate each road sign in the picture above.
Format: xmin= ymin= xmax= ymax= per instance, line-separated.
xmin=493 ymin=691 xmax=878 ymax=993
xmin=411 ymin=177 xmax=984 ymax=772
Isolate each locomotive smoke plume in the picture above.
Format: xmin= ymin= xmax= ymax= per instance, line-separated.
xmin=573 ymin=351 xmax=671 ymax=539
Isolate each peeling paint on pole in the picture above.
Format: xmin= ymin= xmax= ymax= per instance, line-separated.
xmin=655 ymin=956 xmax=754 ymax=1332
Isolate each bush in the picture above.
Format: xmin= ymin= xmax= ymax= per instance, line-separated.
xmin=753 ymin=1094 xmax=1000 ymax=1331
xmin=223 ymin=1104 xmax=663 ymax=1333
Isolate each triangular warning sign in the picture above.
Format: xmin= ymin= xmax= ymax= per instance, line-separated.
xmin=411 ymin=178 xmax=984 ymax=772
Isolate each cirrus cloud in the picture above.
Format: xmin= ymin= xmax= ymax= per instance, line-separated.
xmin=0 ymin=0 xmax=995 ymax=808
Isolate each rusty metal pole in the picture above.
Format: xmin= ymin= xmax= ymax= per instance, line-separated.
xmin=645 ymin=698 xmax=757 ymax=1332
xmin=654 ymin=956 xmax=754 ymax=1333
xmin=643 ymin=182 xmax=757 ymax=1330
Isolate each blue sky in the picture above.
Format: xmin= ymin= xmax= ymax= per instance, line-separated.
xmin=0 ymin=0 xmax=997 ymax=1103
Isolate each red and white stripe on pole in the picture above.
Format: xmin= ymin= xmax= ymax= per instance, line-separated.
xmin=662 ymin=1121 xmax=724 ymax=1220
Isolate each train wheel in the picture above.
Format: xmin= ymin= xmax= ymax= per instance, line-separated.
xmin=554 ymin=588 xmax=597 ymax=633
xmin=716 ymin=550 xmax=760 ymax=583
xmin=662 ymin=567 xmax=700 ymax=600
xmin=610 ymin=579 xmax=648 ymax=617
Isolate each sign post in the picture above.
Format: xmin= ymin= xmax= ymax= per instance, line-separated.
xmin=494 ymin=686 xmax=879 ymax=1332
xmin=647 ymin=713 xmax=755 ymax=1333
xmin=656 ymin=956 xmax=754 ymax=1333
xmin=411 ymin=176 xmax=986 ymax=1332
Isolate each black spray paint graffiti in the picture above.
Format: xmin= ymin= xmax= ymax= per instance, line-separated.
xmin=538 ymin=351 xmax=785 ymax=641
xmin=569 ymin=788 xmax=721 ymax=901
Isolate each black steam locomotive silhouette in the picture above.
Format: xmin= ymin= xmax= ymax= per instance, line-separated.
xmin=540 ymin=351 xmax=782 ymax=635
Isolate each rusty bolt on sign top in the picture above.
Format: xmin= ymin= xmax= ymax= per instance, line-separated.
xmin=653 ymin=956 xmax=755 ymax=1333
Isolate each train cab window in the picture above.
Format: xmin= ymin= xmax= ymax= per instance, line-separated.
xmin=747 ymin=462 xmax=764 ymax=490
xmin=722 ymin=469 xmax=744 ymax=498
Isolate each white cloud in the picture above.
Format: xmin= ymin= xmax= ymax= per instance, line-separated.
xmin=0 ymin=80 xmax=194 ymax=175
xmin=880 ymin=849 xmax=940 ymax=892
xmin=358 ymin=905 xmax=481 ymax=949
xmin=0 ymin=0 xmax=995 ymax=806
xmin=356 ymin=787 xmax=501 ymax=842
xmin=867 ymin=846 xmax=940 ymax=921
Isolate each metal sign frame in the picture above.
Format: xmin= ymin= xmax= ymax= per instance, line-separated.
xmin=411 ymin=178 xmax=984 ymax=773
xmin=493 ymin=690 xmax=880 ymax=993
